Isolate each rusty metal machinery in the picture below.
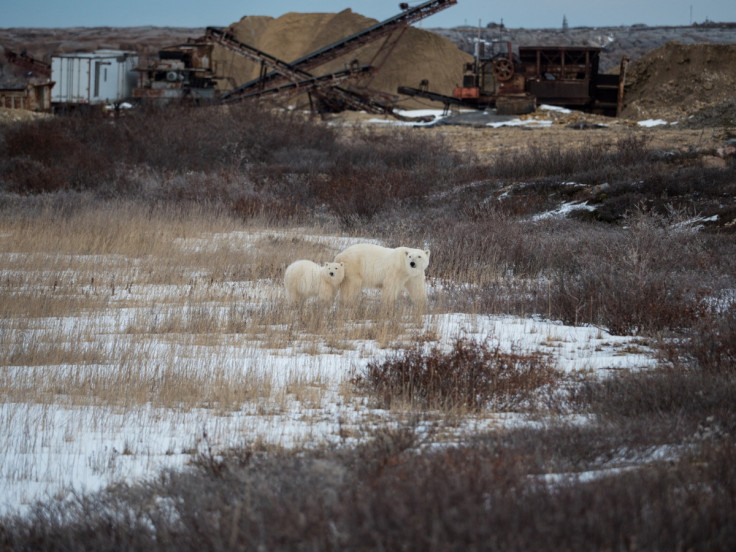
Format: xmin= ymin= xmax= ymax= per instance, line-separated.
xmin=221 ymin=0 xmax=457 ymax=101
xmin=134 ymin=0 xmax=457 ymax=117
xmin=227 ymin=65 xmax=375 ymax=104
xmin=492 ymin=57 xmax=515 ymax=81
xmin=205 ymin=27 xmax=316 ymax=89
xmin=133 ymin=41 xmax=220 ymax=104
xmin=398 ymin=42 xmax=627 ymax=116
xmin=206 ymin=27 xmax=384 ymax=112
xmin=518 ymin=45 xmax=624 ymax=114
xmin=6 ymin=50 xmax=51 ymax=78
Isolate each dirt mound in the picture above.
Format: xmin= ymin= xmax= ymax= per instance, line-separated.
xmin=0 ymin=106 xmax=52 ymax=125
xmin=621 ymin=42 xmax=736 ymax=123
xmin=212 ymin=9 xmax=472 ymax=108
xmin=683 ymin=96 xmax=736 ymax=128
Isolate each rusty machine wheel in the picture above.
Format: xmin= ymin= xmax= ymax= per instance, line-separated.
xmin=492 ymin=57 xmax=515 ymax=82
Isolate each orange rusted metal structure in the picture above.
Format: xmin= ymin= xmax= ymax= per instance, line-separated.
xmin=400 ymin=42 xmax=628 ymax=116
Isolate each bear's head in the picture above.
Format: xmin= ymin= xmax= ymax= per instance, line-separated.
xmin=404 ymin=249 xmax=430 ymax=273
xmin=322 ymin=262 xmax=345 ymax=286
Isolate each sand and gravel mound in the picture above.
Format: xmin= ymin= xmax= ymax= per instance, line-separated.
xmin=621 ymin=42 xmax=736 ymax=124
xmin=211 ymin=9 xmax=472 ymax=108
xmin=0 ymin=106 xmax=52 ymax=125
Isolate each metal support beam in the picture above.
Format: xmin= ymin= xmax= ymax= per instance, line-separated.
xmin=223 ymin=0 xmax=457 ymax=98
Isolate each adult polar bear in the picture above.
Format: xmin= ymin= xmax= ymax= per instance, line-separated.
xmin=335 ymin=244 xmax=430 ymax=306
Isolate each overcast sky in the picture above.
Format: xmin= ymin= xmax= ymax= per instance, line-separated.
xmin=3 ymin=0 xmax=735 ymax=29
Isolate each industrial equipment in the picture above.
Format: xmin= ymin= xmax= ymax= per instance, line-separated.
xmin=399 ymin=41 xmax=628 ymax=116
xmin=6 ymin=49 xmax=51 ymax=78
xmin=51 ymin=50 xmax=138 ymax=106
xmin=132 ymin=41 xmax=218 ymax=104
xmin=134 ymin=0 xmax=457 ymax=119
xmin=220 ymin=0 xmax=457 ymax=101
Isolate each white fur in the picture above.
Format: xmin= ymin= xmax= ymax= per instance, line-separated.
xmin=284 ymin=260 xmax=345 ymax=303
xmin=334 ymin=243 xmax=430 ymax=306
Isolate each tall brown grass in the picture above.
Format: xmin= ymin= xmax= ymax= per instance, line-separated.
xmin=1 ymin=104 xmax=734 ymax=546
xmin=0 ymin=199 xmax=444 ymax=413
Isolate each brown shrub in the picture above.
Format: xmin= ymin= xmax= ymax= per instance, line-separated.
xmin=4 ymin=428 xmax=736 ymax=552
xmin=659 ymin=307 xmax=736 ymax=375
xmin=354 ymin=338 xmax=557 ymax=412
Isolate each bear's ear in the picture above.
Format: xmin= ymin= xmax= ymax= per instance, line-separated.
xmin=339 ymin=262 xmax=344 ymax=266
xmin=405 ymin=250 xmax=409 ymax=256
xmin=425 ymin=250 xmax=430 ymax=257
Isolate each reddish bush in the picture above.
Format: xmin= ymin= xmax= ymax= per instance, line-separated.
xmin=354 ymin=338 xmax=557 ymax=411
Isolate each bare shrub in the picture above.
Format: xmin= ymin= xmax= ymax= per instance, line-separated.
xmin=549 ymin=256 xmax=694 ymax=335
xmin=299 ymin=126 xmax=460 ymax=223
xmin=427 ymin=209 xmax=552 ymax=285
xmin=660 ymin=307 xmax=736 ymax=375
xmin=2 ymin=116 xmax=114 ymax=192
xmin=230 ymin=195 xmax=304 ymax=222
xmin=489 ymin=142 xmax=598 ymax=180
xmin=3 ymin=428 xmax=736 ymax=552
xmin=353 ymin=338 xmax=557 ymax=411
xmin=398 ymin=197 xmax=734 ymax=335
xmin=333 ymin=125 xmax=455 ymax=174
xmin=613 ymin=133 xmax=651 ymax=165
xmin=545 ymin=209 xmax=731 ymax=334
xmin=311 ymin=169 xmax=395 ymax=223
xmin=488 ymin=135 xmax=650 ymax=183
xmin=0 ymin=104 xmax=470 ymax=224
xmin=310 ymin=167 xmax=430 ymax=224
xmin=0 ymin=104 xmax=341 ymax=195
xmin=591 ymin=162 xmax=736 ymax=223
xmin=1 ymin=157 xmax=67 ymax=193
xmin=482 ymin=133 xmax=704 ymax=222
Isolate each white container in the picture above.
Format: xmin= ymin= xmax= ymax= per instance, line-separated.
xmin=51 ymin=50 xmax=138 ymax=105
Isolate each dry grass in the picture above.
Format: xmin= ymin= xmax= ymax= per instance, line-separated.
xmin=0 ymin=119 xmax=733 ymax=546
xmin=0 ymin=199 xmax=441 ymax=415
xmin=0 ymin=200 xmax=401 ymax=511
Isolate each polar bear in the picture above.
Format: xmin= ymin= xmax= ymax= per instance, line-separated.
xmin=334 ymin=243 xmax=430 ymax=306
xmin=284 ymin=260 xmax=345 ymax=304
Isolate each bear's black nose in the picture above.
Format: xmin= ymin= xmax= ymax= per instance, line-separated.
xmin=410 ymin=261 xmax=416 ymax=268
xmin=329 ymin=271 xmax=334 ymax=276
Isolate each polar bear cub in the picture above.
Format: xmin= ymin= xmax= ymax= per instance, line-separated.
xmin=284 ymin=260 xmax=345 ymax=304
xmin=334 ymin=243 xmax=430 ymax=306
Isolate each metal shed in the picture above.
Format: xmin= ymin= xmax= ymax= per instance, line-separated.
xmin=51 ymin=50 xmax=138 ymax=105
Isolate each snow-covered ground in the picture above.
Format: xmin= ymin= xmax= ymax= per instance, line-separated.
xmin=362 ymin=107 xmax=669 ymax=129
xmin=0 ymin=227 xmax=659 ymax=518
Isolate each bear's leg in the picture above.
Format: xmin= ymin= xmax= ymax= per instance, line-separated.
xmin=287 ymin=291 xmax=306 ymax=306
xmin=340 ymin=276 xmax=363 ymax=302
xmin=381 ymin=278 xmax=403 ymax=306
xmin=318 ymin=281 xmax=336 ymax=302
xmin=404 ymin=276 xmax=427 ymax=306
xmin=285 ymin=282 xmax=300 ymax=304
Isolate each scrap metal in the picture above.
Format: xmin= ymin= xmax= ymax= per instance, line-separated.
xmin=6 ymin=50 xmax=51 ymax=78
xmin=398 ymin=42 xmax=628 ymax=116
xmin=133 ymin=41 xmax=218 ymax=103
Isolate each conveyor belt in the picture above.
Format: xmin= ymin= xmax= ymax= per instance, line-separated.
xmin=221 ymin=0 xmax=457 ymax=99
xmin=221 ymin=65 xmax=375 ymax=103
